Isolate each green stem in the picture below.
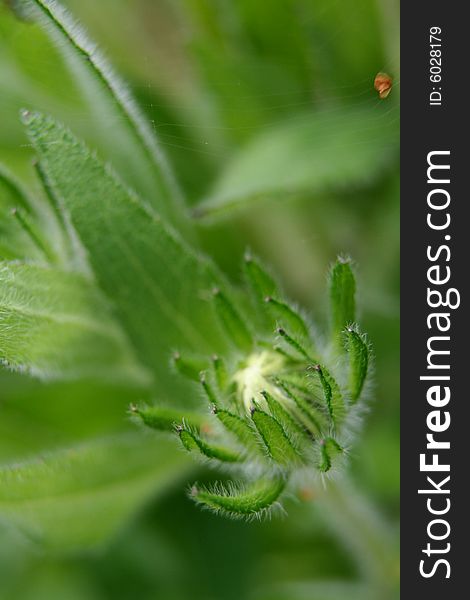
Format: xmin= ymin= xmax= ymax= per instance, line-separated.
xmin=314 ymin=476 xmax=399 ymax=597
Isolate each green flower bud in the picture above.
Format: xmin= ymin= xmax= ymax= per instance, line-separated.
xmin=134 ymin=257 xmax=372 ymax=520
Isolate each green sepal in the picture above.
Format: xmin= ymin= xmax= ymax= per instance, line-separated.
xmin=215 ymin=409 xmax=260 ymax=453
xmin=212 ymin=288 xmax=252 ymax=351
xmin=276 ymin=327 xmax=313 ymax=362
xmin=329 ymin=257 xmax=356 ymax=347
xmin=172 ymin=352 xmax=206 ymax=382
xmin=251 ymin=408 xmax=300 ymax=465
xmin=344 ymin=326 xmax=370 ymax=404
xmin=243 ymin=253 xmax=278 ymax=302
xmin=261 ymin=390 xmax=312 ymax=444
xmin=190 ymin=476 xmax=286 ymax=519
xmin=211 ymin=354 xmax=228 ymax=391
xmin=265 ymin=297 xmax=310 ymax=339
xmin=130 ymin=404 xmax=206 ymax=433
xmin=308 ymin=364 xmax=346 ymax=427
xmin=177 ymin=427 xmax=242 ymax=463
xmin=275 ymin=379 xmax=325 ymax=437
xmin=318 ymin=437 xmax=344 ymax=473
xmin=200 ymin=372 xmax=221 ymax=409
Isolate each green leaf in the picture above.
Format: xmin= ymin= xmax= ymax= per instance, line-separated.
xmin=195 ymin=104 xmax=399 ymax=219
xmin=22 ymin=111 xmax=230 ymax=396
xmin=0 ymin=372 xmax=152 ymax=462
xmin=178 ymin=427 xmax=242 ymax=463
xmin=251 ymin=408 xmax=300 ymax=465
xmin=261 ymin=390 xmax=311 ymax=444
xmin=308 ymin=365 xmax=346 ymax=427
xmin=131 ymin=404 xmax=207 ymax=433
xmin=265 ymin=297 xmax=310 ymax=340
xmin=318 ymin=437 xmax=344 ymax=473
xmin=215 ymin=409 xmax=260 ymax=453
xmin=275 ymin=379 xmax=325 ymax=437
xmin=190 ymin=476 xmax=286 ymax=519
xmin=11 ymin=0 xmax=183 ymax=222
xmin=329 ymin=258 xmax=356 ymax=346
xmin=0 ymin=433 xmax=191 ymax=550
xmin=344 ymin=326 xmax=370 ymax=403
xmin=276 ymin=327 xmax=313 ymax=362
xmin=0 ymin=261 xmax=148 ymax=383
xmin=33 ymin=160 xmax=86 ymax=271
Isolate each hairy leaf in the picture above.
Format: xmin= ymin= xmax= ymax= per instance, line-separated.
xmin=178 ymin=427 xmax=241 ymax=463
xmin=329 ymin=258 xmax=356 ymax=346
xmin=132 ymin=404 xmax=206 ymax=433
xmin=318 ymin=437 xmax=344 ymax=473
xmin=251 ymin=408 xmax=300 ymax=465
xmin=261 ymin=390 xmax=311 ymax=444
xmin=215 ymin=409 xmax=260 ymax=453
xmin=191 ymin=476 xmax=286 ymax=519
xmin=265 ymin=297 xmax=309 ymax=339
xmin=211 ymin=354 xmax=228 ymax=391
xmin=308 ymin=365 xmax=346 ymax=427
xmin=344 ymin=326 xmax=370 ymax=403
xmin=276 ymin=379 xmax=325 ymax=436
xmin=0 ymin=261 xmax=148 ymax=383
xmin=0 ymin=433 xmax=191 ymax=550
xmin=22 ymin=111 xmax=230 ymax=396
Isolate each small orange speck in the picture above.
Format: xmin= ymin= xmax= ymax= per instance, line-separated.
xmin=298 ymin=486 xmax=315 ymax=502
xmin=374 ymin=72 xmax=393 ymax=99
xmin=201 ymin=422 xmax=213 ymax=435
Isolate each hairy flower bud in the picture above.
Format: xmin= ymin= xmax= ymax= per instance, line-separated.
xmin=134 ymin=256 xmax=371 ymax=519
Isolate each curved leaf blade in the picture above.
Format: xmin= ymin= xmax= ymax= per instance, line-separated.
xmin=11 ymin=0 xmax=183 ymax=221
xmin=22 ymin=111 xmax=229 ymax=395
xmin=0 ymin=261 xmax=148 ymax=383
xmin=178 ymin=427 xmax=242 ymax=463
xmin=191 ymin=476 xmax=286 ymax=520
xmin=0 ymin=433 xmax=191 ymax=550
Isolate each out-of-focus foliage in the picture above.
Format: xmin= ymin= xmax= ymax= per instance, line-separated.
xmin=0 ymin=433 xmax=190 ymax=550
xmin=0 ymin=0 xmax=399 ymax=598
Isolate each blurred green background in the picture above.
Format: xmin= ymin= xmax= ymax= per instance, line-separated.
xmin=0 ymin=1 xmax=399 ymax=598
